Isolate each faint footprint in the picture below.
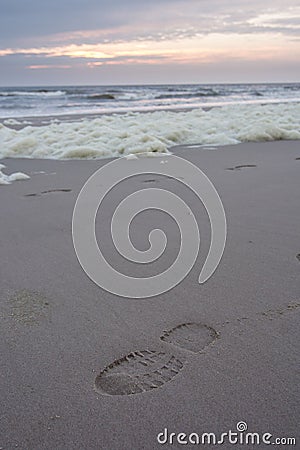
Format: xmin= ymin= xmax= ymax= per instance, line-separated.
xmin=9 ymin=289 xmax=50 ymax=325
xmin=95 ymin=322 xmax=218 ymax=396
xmin=42 ymin=188 xmax=71 ymax=194
xmin=95 ymin=350 xmax=184 ymax=396
xmin=142 ymin=179 xmax=157 ymax=183
xmin=259 ymin=302 xmax=300 ymax=320
xmin=216 ymin=301 xmax=300 ymax=327
xmin=296 ymin=254 xmax=300 ymax=262
xmin=226 ymin=164 xmax=257 ymax=171
xmin=25 ymin=189 xmax=71 ymax=197
xmin=160 ymin=322 xmax=219 ymax=353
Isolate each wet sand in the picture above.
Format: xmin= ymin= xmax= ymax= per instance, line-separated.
xmin=0 ymin=141 xmax=299 ymax=449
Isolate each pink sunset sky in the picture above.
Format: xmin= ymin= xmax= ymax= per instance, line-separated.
xmin=0 ymin=0 xmax=299 ymax=85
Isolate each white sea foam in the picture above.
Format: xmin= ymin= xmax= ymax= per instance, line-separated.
xmin=3 ymin=118 xmax=23 ymax=126
xmin=3 ymin=118 xmax=32 ymax=126
xmin=0 ymin=103 xmax=299 ymax=163
xmin=0 ymin=163 xmax=30 ymax=185
xmin=0 ymin=90 xmax=66 ymax=97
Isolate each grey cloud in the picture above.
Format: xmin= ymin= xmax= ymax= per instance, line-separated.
xmin=0 ymin=0 xmax=299 ymax=47
xmin=0 ymin=0 xmax=184 ymax=44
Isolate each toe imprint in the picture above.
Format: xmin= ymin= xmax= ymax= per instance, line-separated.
xmin=160 ymin=323 xmax=218 ymax=353
xmin=95 ymin=350 xmax=184 ymax=396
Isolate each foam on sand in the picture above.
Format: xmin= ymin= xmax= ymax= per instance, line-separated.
xmin=0 ymin=103 xmax=299 ymax=163
xmin=0 ymin=163 xmax=30 ymax=185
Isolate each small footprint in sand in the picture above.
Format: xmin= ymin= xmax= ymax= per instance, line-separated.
xmin=95 ymin=322 xmax=218 ymax=396
xmin=226 ymin=164 xmax=257 ymax=171
xmin=9 ymin=289 xmax=50 ymax=325
xmin=25 ymin=189 xmax=72 ymax=197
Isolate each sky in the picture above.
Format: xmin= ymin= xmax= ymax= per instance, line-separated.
xmin=0 ymin=0 xmax=299 ymax=86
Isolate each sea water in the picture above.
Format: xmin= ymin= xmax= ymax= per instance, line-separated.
xmin=0 ymin=83 xmax=299 ymax=118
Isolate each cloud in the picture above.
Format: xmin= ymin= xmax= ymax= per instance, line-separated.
xmin=0 ymin=0 xmax=299 ymax=84
xmin=0 ymin=0 xmax=299 ymax=47
xmin=27 ymin=64 xmax=72 ymax=69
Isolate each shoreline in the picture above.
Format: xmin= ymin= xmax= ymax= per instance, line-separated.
xmin=1 ymin=103 xmax=300 ymax=162
xmin=1 ymin=98 xmax=300 ymax=129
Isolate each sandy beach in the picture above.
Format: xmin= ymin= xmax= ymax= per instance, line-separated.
xmin=0 ymin=140 xmax=299 ymax=449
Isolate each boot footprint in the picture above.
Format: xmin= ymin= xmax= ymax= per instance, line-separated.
xmin=95 ymin=323 xmax=219 ymax=396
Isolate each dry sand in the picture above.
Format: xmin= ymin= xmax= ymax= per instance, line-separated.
xmin=0 ymin=141 xmax=299 ymax=449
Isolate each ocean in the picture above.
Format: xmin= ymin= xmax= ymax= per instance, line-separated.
xmin=0 ymin=83 xmax=300 ymax=118
xmin=0 ymin=83 xmax=300 ymax=184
